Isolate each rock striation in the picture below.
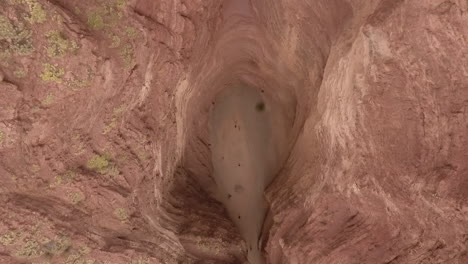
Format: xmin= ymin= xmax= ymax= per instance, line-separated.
xmin=0 ymin=0 xmax=467 ymax=263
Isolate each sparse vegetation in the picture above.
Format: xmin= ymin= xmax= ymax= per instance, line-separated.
xmin=52 ymin=170 xmax=76 ymax=186
xmin=109 ymin=34 xmax=121 ymax=48
xmin=52 ymin=13 xmax=63 ymax=24
xmin=131 ymin=258 xmax=150 ymax=264
xmin=0 ymin=231 xmax=18 ymax=245
xmin=64 ymin=248 xmax=93 ymax=264
xmin=68 ymin=191 xmax=85 ymax=205
xmin=102 ymin=120 xmax=116 ymax=135
xmin=103 ymin=105 xmax=125 ymax=134
xmin=86 ymin=1 xmax=127 ymax=30
xmin=113 ymin=105 xmax=125 ymax=115
xmin=114 ymin=208 xmax=129 ymax=222
xmin=87 ymin=11 xmax=104 ymax=30
xmin=0 ymin=15 xmax=34 ymax=56
xmin=66 ymin=66 xmax=94 ymax=90
xmin=0 ymin=15 xmax=16 ymax=39
xmin=115 ymin=0 xmax=126 ymax=9
xmin=78 ymin=246 xmax=91 ymax=255
xmin=0 ymin=131 xmax=5 ymax=144
xmin=125 ymin=26 xmax=138 ymax=39
xmin=45 ymin=30 xmax=77 ymax=57
xmin=40 ymin=63 xmax=65 ymax=83
xmin=31 ymin=164 xmax=40 ymax=173
xmin=25 ymin=0 xmax=47 ymax=24
xmin=14 ymin=68 xmax=27 ymax=78
xmin=87 ymin=154 xmax=110 ymax=174
xmin=15 ymin=239 xmax=43 ymax=258
xmin=67 ymin=76 xmax=89 ymax=90
xmin=135 ymin=145 xmax=150 ymax=162
xmin=107 ymin=5 xmax=124 ymax=23
xmin=120 ymin=43 xmax=134 ymax=69
xmin=42 ymin=94 xmax=54 ymax=105
xmin=63 ymin=170 xmax=76 ymax=183
xmin=107 ymin=165 xmax=120 ymax=178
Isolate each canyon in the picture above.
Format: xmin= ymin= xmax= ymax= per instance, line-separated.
xmin=0 ymin=0 xmax=467 ymax=263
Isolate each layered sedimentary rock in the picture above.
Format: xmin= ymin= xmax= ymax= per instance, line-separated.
xmin=0 ymin=0 xmax=467 ymax=263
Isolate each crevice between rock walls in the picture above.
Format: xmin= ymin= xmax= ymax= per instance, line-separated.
xmin=174 ymin=0 xmax=353 ymax=262
xmin=1 ymin=0 xmax=467 ymax=263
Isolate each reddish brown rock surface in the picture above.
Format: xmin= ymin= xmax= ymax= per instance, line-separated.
xmin=0 ymin=0 xmax=467 ymax=263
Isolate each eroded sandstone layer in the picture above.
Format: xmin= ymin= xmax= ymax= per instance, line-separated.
xmin=0 ymin=0 xmax=467 ymax=263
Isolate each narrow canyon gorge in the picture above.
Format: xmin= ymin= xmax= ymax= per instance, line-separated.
xmin=0 ymin=0 xmax=467 ymax=263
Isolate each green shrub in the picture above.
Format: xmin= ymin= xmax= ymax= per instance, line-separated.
xmin=0 ymin=16 xmax=34 ymax=56
xmin=45 ymin=30 xmax=74 ymax=57
xmin=25 ymin=0 xmax=47 ymax=24
xmin=109 ymin=34 xmax=121 ymax=48
xmin=87 ymin=11 xmax=104 ymax=30
xmin=0 ymin=15 xmax=16 ymax=39
xmin=42 ymin=94 xmax=54 ymax=105
xmin=15 ymin=240 xmax=43 ymax=258
xmin=40 ymin=63 xmax=64 ymax=83
xmin=68 ymin=191 xmax=85 ymax=205
xmin=0 ymin=231 xmax=17 ymax=245
xmin=125 ymin=26 xmax=138 ymax=39
xmin=0 ymin=131 xmax=5 ymax=144
xmin=114 ymin=208 xmax=128 ymax=222
xmin=120 ymin=43 xmax=134 ymax=69
xmin=87 ymin=154 xmax=110 ymax=174
xmin=115 ymin=0 xmax=126 ymax=9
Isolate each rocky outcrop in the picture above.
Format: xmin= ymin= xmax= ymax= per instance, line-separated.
xmin=0 ymin=0 xmax=467 ymax=263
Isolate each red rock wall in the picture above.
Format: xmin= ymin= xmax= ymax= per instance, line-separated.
xmin=0 ymin=0 xmax=467 ymax=263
